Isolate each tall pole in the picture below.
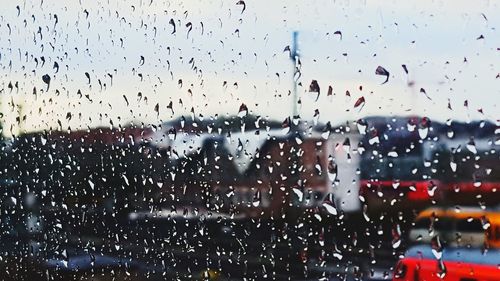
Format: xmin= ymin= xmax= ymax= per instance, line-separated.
xmin=290 ymin=31 xmax=299 ymax=119
xmin=288 ymin=31 xmax=302 ymax=216
xmin=0 ymin=95 xmax=3 ymax=139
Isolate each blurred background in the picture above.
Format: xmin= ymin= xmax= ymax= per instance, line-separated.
xmin=0 ymin=0 xmax=499 ymax=280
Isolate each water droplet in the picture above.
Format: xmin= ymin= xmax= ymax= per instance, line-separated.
xmin=322 ymin=201 xmax=337 ymax=215
xmin=293 ymin=188 xmax=303 ymax=202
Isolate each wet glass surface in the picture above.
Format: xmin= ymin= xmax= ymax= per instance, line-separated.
xmin=0 ymin=0 xmax=499 ymax=280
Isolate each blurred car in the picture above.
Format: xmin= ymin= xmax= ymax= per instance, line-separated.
xmin=434 ymin=136 xmax=500 ymax=207
xmin=359 ymin=178 xmax=442 ymax=213
xmin=393 ymin=245 xmax=500 ymax=281
xmin=359 ymin=140 xmax=445 ymax=213
xmin=409 ymin=207 xmax=500 ymax=248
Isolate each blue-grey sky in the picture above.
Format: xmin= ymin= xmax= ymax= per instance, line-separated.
xmin=1 ymin=0 xmax=499 ymax=135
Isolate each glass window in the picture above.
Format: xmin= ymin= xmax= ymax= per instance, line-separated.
xmin=0 ymin=1 xmax=499 ymax=280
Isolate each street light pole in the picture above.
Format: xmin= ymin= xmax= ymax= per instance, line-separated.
xmin=290 ymin=31 xmax=300 ymax=119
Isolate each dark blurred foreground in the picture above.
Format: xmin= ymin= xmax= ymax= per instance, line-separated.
xmin=1 ymin=116 xmax=499 ymax=280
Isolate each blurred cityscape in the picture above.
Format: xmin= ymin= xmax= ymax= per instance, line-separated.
xmin=0 ymin=115 xmax=499 ymax=280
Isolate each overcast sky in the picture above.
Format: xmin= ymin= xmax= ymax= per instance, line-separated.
xmin=1 ymin=0 xmax=499 ymax=135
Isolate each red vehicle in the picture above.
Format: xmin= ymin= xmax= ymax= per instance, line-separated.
xmin=393 ymin=245 xmax=500 ymax=281
xmin=357 ymin=116 xmax=446 ymax=213
xmin=359 ymin=143 xmax=444 ymax=212
xmin=435 ymin=141 xmax=500 ymax=206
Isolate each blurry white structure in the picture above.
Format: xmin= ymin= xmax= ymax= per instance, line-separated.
xmin=325 ymin=132 xmax=363 ymax=213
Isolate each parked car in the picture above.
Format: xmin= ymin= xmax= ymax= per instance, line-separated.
xmin=409 ymin=207 xmax=500 ymax=248
xmin=393 ymin=245 xmax=500 ymax=281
